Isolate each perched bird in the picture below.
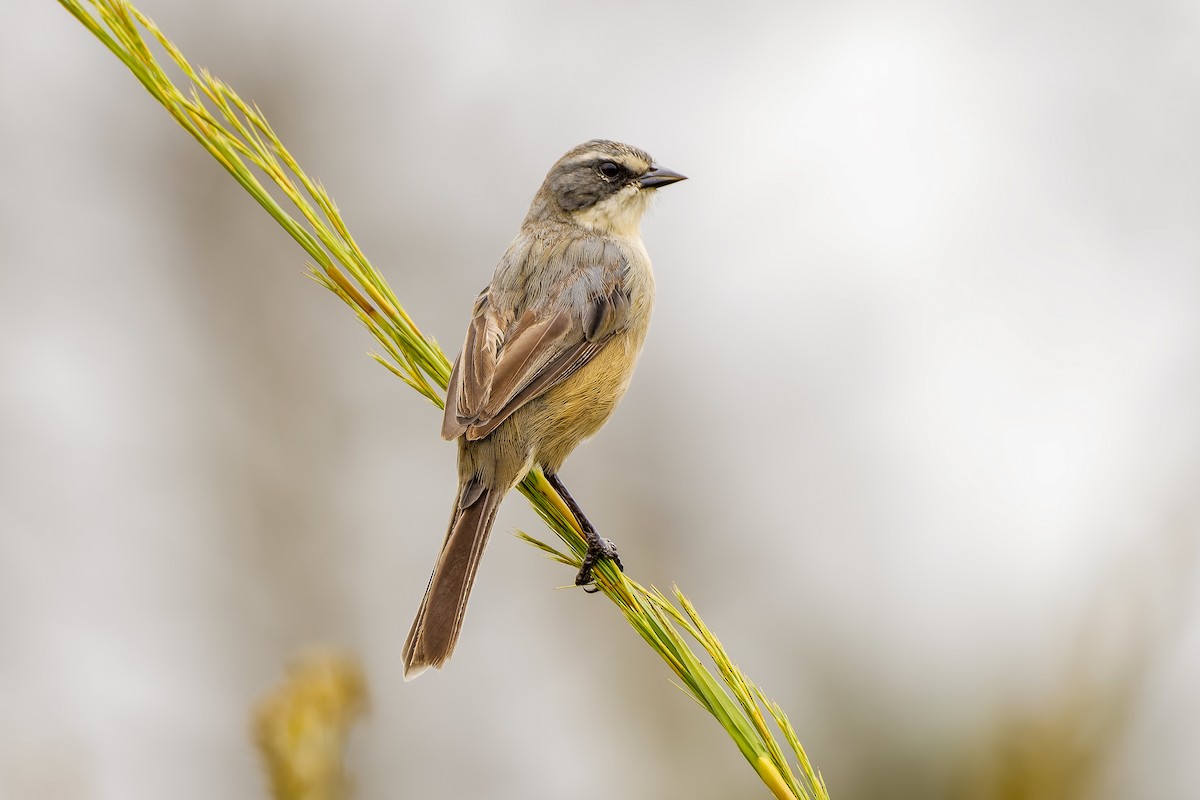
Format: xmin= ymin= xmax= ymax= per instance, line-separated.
xmin=402 ymin=140 xmax=686 ymax=678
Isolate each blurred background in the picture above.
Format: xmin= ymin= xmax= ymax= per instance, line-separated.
xmin=4 ymin=0 xmax=1200 ymax=797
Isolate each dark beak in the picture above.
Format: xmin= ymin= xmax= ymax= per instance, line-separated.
xmin=637 ymin=164 xmax=688 ymax=189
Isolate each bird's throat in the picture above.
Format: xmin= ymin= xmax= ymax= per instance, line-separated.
xmin=571 ymin=188 xmax=652 ymax=239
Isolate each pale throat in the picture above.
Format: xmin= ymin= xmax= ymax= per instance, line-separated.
xmin=571 ymin=187 xmax=653 ymax=240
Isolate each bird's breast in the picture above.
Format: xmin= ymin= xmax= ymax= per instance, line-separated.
xmin=526 ymin=329 xmax=647 ymax=471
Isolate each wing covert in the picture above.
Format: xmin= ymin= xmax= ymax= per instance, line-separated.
xmin=440 ymin=261 xmax=632 ymax=442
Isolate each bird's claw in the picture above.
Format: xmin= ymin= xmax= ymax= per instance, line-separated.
xmin=575 ymin=535 xmax=623 ymax=591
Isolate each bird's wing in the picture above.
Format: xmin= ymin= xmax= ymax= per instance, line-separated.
xmin=441 ymin=265 xmax=631 ymax=442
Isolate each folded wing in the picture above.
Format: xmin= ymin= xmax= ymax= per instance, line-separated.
xmin=442 ymin=268 xmax=631 ymax=442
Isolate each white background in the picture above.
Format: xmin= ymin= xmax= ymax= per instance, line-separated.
xmin=3 ymin=1 xmax=1200 ymax=797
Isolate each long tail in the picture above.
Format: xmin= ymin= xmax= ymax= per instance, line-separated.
xmin=402 ymin=479 xmax=502 ymax=679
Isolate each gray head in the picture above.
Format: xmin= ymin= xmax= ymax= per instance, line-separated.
xmin=528 ymin=140 xmax=686 ymax=236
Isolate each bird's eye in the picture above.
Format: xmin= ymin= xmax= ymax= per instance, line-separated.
xmin=598 ymin=161 xmax=622 ymax=180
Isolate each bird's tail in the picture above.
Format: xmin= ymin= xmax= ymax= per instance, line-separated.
xmin=402 ymin=479 xmax=502 ymax=679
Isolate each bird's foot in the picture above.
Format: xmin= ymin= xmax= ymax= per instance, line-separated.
xmin=575 ymin=534 xmax=623 ymax=593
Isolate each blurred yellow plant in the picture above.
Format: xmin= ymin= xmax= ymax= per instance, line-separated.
xmin=254 ymin=650 xmax=368 ymax=800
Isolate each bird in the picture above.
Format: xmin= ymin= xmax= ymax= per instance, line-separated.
xmin=402 ymin=139 xmax=686 ymax=678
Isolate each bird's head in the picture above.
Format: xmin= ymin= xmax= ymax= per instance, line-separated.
xmin=529 ymin=140 xmax=686 ymax=237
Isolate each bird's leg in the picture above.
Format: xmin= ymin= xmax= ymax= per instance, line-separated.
xmin=544 ymin=470 xmax=623 ymax=592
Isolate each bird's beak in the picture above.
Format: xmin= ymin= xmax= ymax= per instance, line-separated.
xmin=637 ymin=164 xmax=688 ymax=189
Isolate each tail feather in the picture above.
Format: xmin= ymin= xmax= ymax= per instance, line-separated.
xmin=402 ymin=482 xmax=501 ymax=679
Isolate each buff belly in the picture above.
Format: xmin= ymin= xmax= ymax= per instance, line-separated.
xmin=520 ymin=331 xmax=644 ymax=473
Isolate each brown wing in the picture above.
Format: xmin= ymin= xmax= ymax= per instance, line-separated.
xmin=441 ymin=279 xmax=631 ymax=442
